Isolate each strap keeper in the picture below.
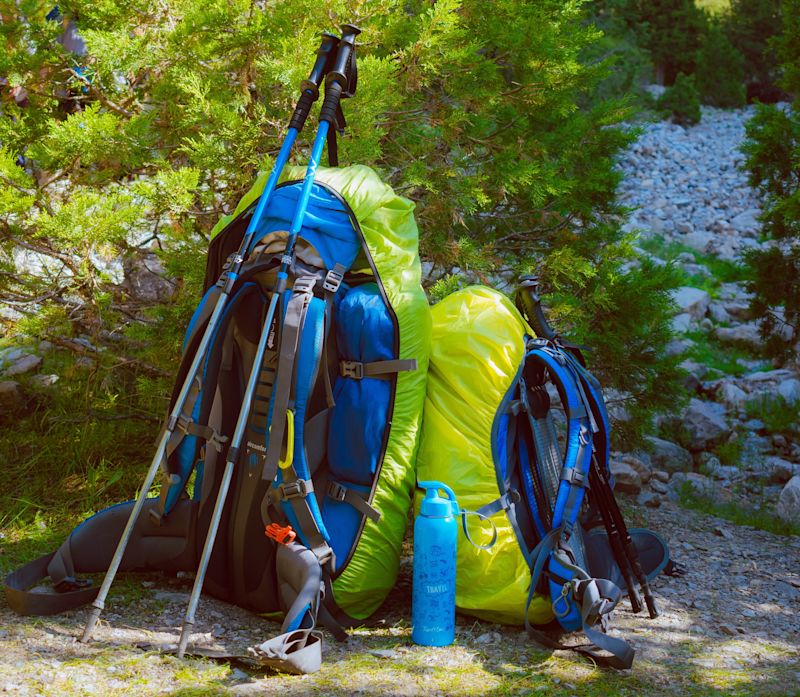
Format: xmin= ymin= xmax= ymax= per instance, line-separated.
xmin=339 ymin=360 xmax=363 ymax=379
xmin=278 ymin=479 xmax=313 ymax=501
xmin=327 ymin=481 xmax=347 ymax=502
xmin=323 ymin=268 xmax=344 ymax=294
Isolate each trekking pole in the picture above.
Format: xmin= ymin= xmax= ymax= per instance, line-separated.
xmin=176 ymin=24 xmax=361 ymax=658
xmin=588 ymin=464 xmax=643 ymax=613
xmin=593 ymin=461 xmax=660 ymax=618
xmin=80 ymin=32 xmax=340 ymax=645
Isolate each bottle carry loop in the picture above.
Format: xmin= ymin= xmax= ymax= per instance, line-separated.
xmin=459 ymin=509 xmax=498 ymax=550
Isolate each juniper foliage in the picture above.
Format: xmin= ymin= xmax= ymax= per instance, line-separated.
xmin=740 ymin=0 xmax=800 ymax=357
xmin=0 ymin=0 xmax=681 ymax=464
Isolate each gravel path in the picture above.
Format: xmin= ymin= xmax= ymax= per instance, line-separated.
xmin=2 ymin=108 xmax=799 ymax=696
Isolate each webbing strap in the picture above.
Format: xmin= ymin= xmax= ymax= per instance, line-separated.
xmin=277 ymin=472 xmax=334 ymax=568
xmin=263 ymin=277 xmax=316 ymax=481
xmin=326 ymin=482 xmax=381 ymax=523
xmin=163 ymin=376 xmax=204 ymax=460
xmin=339 ymin=358 xmax=417 ymax=380
xmin=523 ymin=530 xmax=633 ymax=669
xmin=322 ymin=264 xmax=346 ymax=409
xmin=3 ymin=552 xmax=97 ymax=616
xmin=475 ymin=491 xmax=520 ymax=518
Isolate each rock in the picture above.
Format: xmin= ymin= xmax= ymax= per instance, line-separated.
xmin=682 ymin=399 xmax=730 ymax=450
xmin=717 ymin=382 xmax=747 ymax=410
xmin=637 ymin=490 xmax=661 ymax=508
xmin=719 ymin=623 xmax=738 ymax=636
xmin=621 ymin=454 xmax=652 ymax=483
xmin=649 ymin=478 xmax=668 ymax=494
xmin=0 ymin=381 xmax=23 ymax=411
xmin=676 ymin=222 xmax=693 ymax=234
xmin=723 ymin=301 xmax=752 ymax=321
xmin=610 ymin=460 xmax=642 ymax=494
xmin=123 ymin=251 xmax=176 ymax=303
xmin=668 ymin=472 xmax=713 ymax=501
xmin=683 ymin=230 xmax=713 ymax=253
xmin=763 ymin=456 xmax=799 ymax=484
xmin=777 ymin=378 xmax=800 ymax=405
xmin=651 ymin=470 xmax=669 ymax=483
xmin=29 ymin=374 xmax=59 ymax=388
xmin=715 ymin=323 xmax=762 ymax=348
xmin=672 ymin=313 xmax=693 ymax=333
xmin=730 ymin=209 xmax=760 ymax=233
xmin=776 ymin=476 xmax=800 ymax=523
xmin=665 ymin=338 xmax=696 ymax=357
xmin=645 ymin=436 xmax=693 ymax=473
xmin=707 ymin=301 xmax=731 ymax=324
xmin=671 ymin=287 xmax=711 ymax=320
xmin=3 ymin=354 xmax=41 ymax=376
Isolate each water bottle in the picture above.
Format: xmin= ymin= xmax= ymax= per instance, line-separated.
xmin=412 ymin=481 xmax=459 ymax=646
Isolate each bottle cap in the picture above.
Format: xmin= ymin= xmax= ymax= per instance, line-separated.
xmin=418 ymin=480 xmax=458 ymax=518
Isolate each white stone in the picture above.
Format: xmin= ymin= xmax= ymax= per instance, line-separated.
xmin=776 ymin=476 xmax=800 ymax=523
xmin=777 ymin=378 xmax=800 ymax=405
xmin=671 ymin=287 xmax=711 ymax=320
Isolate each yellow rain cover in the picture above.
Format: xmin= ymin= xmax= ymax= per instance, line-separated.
xmin=212 ymin=165 xmax=431 ymax=619
xmin=416 ymin=286 xmax=553 ymax=626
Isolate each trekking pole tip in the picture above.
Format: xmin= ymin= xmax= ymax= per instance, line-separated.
xmin=81 ymin=607 xmax=102 ymax=642
xmin=177 ymin=623 xmax=192 ymax=659
xmin=645 ymin=595 xmax=660 ymax=619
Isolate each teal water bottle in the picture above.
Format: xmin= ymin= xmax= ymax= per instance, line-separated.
xmin=412 ymin=481 xmax=459 ymax=646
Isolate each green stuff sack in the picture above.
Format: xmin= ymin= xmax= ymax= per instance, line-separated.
xmin=416 ymin=286 xmax=553 ymax=626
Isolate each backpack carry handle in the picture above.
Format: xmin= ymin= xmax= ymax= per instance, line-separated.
xmin=516 ymin=276 xmax=558 ymax=342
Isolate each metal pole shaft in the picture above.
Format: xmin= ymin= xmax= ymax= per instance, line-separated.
xmin=176 ymin=120 xmax=330 ymax=658
xmin=176 ymin=288 xmax=280 ymax=657
xmin=81 ymin=292 xmax=228 ymax=642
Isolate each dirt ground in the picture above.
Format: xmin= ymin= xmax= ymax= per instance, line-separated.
xmin=1 ymin=500 xmax=799 ymax=697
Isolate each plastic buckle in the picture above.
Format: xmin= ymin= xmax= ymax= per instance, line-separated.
xmin=340 ymin=360 xmax=363 ymax=380
xmin=54 ymin=576 xmax=92 ymax=593
xmin=328 ymin=482 xmax=347 ymax=502
xmin=265 ymin=522 xmax=297 ymax=545
xmin=323 ymin=268 xmax=344 ymax=294
xmin=278 ymin=479 xmax=310 ymax=501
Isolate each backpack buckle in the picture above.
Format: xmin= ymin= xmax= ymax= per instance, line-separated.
xmin=323 ymin=267 xmax=344 ymax=294
xmin=340 ymin=360 xmax=363 ymax=379
xmin=265 ymin=522 xmax=297 ymax=545
xmin=278 ymin=478 xmax=313 ymax=500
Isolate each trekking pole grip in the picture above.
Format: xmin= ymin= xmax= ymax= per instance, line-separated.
xmin=288 ymin=32 xmax=340 ymax=132
xmin=516 ymin=276 xmax=558 ymax=341
xmin=319 ymin=24 xmax=360 ymax=125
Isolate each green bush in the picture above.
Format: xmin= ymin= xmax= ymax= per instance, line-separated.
xmin=727 ymin=0 xmax=783 ymax=101
xmin=622 ymin=0 xmax=708 ymax=85
xmin=0 ymin=0 xmax=683 ymax=528
xmin=741 ymin=0 xmax=800 ymax=356
xmin=657 ymin=73 xmax=702 ymax=125
xmin=695 ymin=22 xmax=747 ymax=107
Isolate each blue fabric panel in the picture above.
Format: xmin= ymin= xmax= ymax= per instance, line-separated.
xmin=322 ymin=481 xmax=371 ymax=564
xmin=327 ymin=284 xmax=392 ymax=487
xmin=286 ymin=602 xmax=312 ymax=632
xmin=495 ymin=415 xmax=510 ymax=483
xmin=247 ymin=183 xmax=361 ymax=272
xmin=280 ymin=296 xmax=330 ymax=545
xmin=548 ymin=556 xmax=582 ymax=632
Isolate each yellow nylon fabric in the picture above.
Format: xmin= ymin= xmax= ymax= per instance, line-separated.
xmin=416 ymin=286 xmax=553 ymax=626
xmin=212 ymin=165 xmax=430 ymax=619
